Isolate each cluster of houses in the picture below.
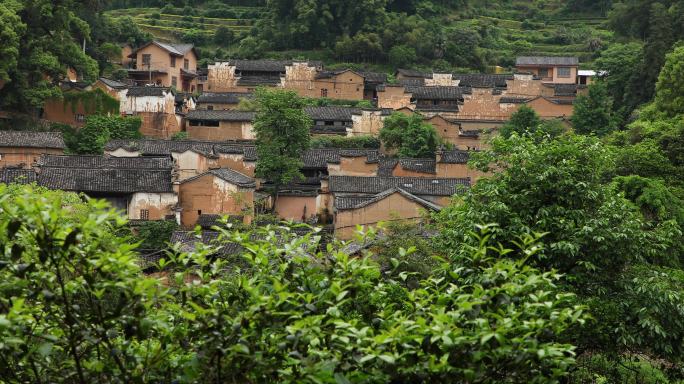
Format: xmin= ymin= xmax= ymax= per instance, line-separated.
xmin=1 ymin=40 xmax=595 ymax=244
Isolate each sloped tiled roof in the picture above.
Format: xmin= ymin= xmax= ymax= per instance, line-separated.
xmin=304 ymin=106 xmax=359 ymax=121
xmin=301 ymin=148 xmax=380 ymax=169
xmin=98 ymin=77 xmax=128 ymax=89
xmin=398 ymin=158 xmax=436 ymax=174
xmin=197 ymin=214 xmax=244 ymax=229
xmin=0 ymin=131 xmax=65 ymax=149
xmin=126 ymin=86 xmax=172 ymax=97
xmin=407 ymin=86 xmax=471 ymax=100
xmin=499 ymin=97 xmax=531 ymax=104
xmin=229 ymin=59 xmax=321 ymax=72
xmin=170 ymin=230 xmax=243 ymax=256
xmin=438 ymin=150 xmax=470 ymax=164
xmin=516 ymin=56 xmax=579 ymax=66
xmin=328 ymin=176 xmax=470 ymax=196
xmin=186 ymin=110 xmax=255 ymax=122
xmin=0 ymin=168 xmax=37 ymax=184
xmin=396 ymin=68 xmax=430 ymax=78
xmin=552 ymin=83 xmax=584 ymax=97
xmin=236 ymin=75 xmax=282 ymax=86
xmin=335 ymin=188 xmax=442 ymax=211
xmin=360 ymin=71 xmax=388 ymax=83
xmin=36 ymin=154 xmax=174 ymax=193
xmin=181 ymin=168 xmax=255 ymax=188
xmin=398 ymin=78 xmax=426 ymax=87
xmin=453 ymin=74 xmax=512 ymax=88
xmin=197 ymin=92 xmax=252 ymax=104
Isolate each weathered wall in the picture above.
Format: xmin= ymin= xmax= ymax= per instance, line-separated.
xmin=377 ymin=85 xmax=412 ymax=109
xmin=274 ymin=195 xmax=318 ymax=222
xmin=435 ymin=163 xmax=487 ymax=181
xmin=334 ymin=192 xmax=426 ymax=240
xmin=282 ymin=65 xmax=365 ymax=100
xmin=187 ymin=120 xmax=254 ymax=141
xmin=349 ymin=110 xmax=386 ymax=136
xmin=327 ymin=156 xmax=378 ymax=176
xmin=121 ymin=92 xmax=175 ymax=114
xmin=425 ymin=73 xmax=458 ymax=86
xmin=173 ymin=150 xmax=209 ymax=180
xmin=526 ymin=97 xmax=574 ymax=119
xmin=137 ymin=111 xmax=181 ymax=139
xmin=504 ymin=75 xmax=545 ymax=97
xmin=196 ymin=102 xmax=238 ymax=110
xmin=0 ymin=147 xmax=63 ymax=168
xmin=179 ymin=174 xmax=254 ymax=228
xmin=42 ymin=97 xmax=91 ymax=127
xmin=128 ymin=192 xmax=177 ymax=220
xmin=216 ymin=153 xmax=255 ymax=177
xmin=457 ymin=88 xmax=516 ymax=121
xmin=206 ymin=63 xmax=241 ymax=92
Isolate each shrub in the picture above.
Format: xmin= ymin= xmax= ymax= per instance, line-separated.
xmin=310 ymin=135 xmax=380 ymax=149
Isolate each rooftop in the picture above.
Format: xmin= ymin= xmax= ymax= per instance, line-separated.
xmin=197 ymin=92 xmax=252 ymax=104
xmin=186 ymin=110 xmax=256 ymax=122
xmin=181 ymin=168 xmax=256 ymax=188
xmin=0 ymin=131 xmax=65 ymax=149
xmin=0 ymin=168 xmax=37 ymax=184
xmin=328 ymin=176 xmax=470 ymax=196
xmin=516 ymin=56 xmax=579 ymax=66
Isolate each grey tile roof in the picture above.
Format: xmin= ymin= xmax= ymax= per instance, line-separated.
xmin=197 ymin=214 xmax=244 ymax=229
xmin=459 ymin=130 xmax=481 ymax=138
xmin=438 ymin=150 xmax=470 ymax=164
xmin=126 ymin=86 xmax=172 ymax=97
xmin=407 ymin=86 xmax=471 ymax=100
xmin=360 ymin=71 xmax=388 ymax=83
xmin=0 ymin=131 xmax=65 ymax=149
xmin=335 ymin=188 xmax=442 ymax=211
xmin=398 ymin=78 xmax=425 ymax=87
xmin=228 ymin=59 xmax=321 ymax=72
xmin=197 ymin=92 xmax=252 ymax=104
xmin=398 ymin=158 xmax=436 ymax=174
xmin=396 ymin=68 xmax=429 ymax=78
xmin=499 ymin=97 xmax=531 ymax=104
xmin=98 ymin=77 xmax=128 ymax=89
xmin=0 ymin=168 xmax=37 ymax=184
xmin=516 ymin=56 xmax=579 ymax=66
xmin=38 ymin=155 xmax=173 ymax=169
xmin=36 ymin=154 xmax=174 ymax=193
xmin=236 ymin=75 xmax=282 ymax=86
xmin=552 ymin=84 xmax=582 ymax=97
xmin=304 ymin=106 xmax=359 ymax=121
xmin=155 ymin=42 xmax=194 ymax=56
xmin=454 ymin=74 xmax=512 ymax=88
xmin=328 ymin=176 xmax=470 ymax=196
xmin=181 ymin=168 xmax=255 ymax=188
xmin=106 ymin=139 xmax=254 ymax=158
xmin=170 ymin=230 xmax=244 ymax=256
xmin=301 ymin=148 xmax=380 ymax=169
xmin=186 ymin=110 xmax=255 ymax=122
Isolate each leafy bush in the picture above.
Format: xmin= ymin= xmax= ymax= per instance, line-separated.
xmin=0 ymin=185 xmax=587 ymax=383
xmin=310 ymin=135 xmax=380 ymax=149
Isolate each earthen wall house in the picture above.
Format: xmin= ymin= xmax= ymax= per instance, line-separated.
xmin=121 ymin=87 xmax=182 ymax=139
xmin=179 ymin=168 xmax=255 ymax=228
xmin=195 ymin=92 xmax=252 ymax=111
xmin=515 ymin=56 xmax=579 ymax=84
xmin=0 ymin=131 xmax=65 ymax=169
xmin=186 ymin=110 xmax=256 ymax=141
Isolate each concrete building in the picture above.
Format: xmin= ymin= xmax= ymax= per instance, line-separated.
xmin=126 ymin=41 xmax=198 ymax=92
xmin=515 ymin=56 xmax=579 ymax=84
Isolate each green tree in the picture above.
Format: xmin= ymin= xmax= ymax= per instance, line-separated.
xmin=594 ymin=42 xmax=646 ymax=122
xmin=571 ymin=82 xmax=617 ymax=136
xmin=70 ymin=115 xmax=142 ymax=154
xmin=500 ymin=105 xmax=541 ymax=138
xmin=213 ymin=25 xmax=234 ymax=46
xmin=388 ymin=44 xmax=417 ymax=67
xmin=653 ymin=45 xmax=684 ymax=117
xmin=0 ymin=0 xmax=99 ymax=111
xmin=379 ymin=112 xmax=439 ymax=158
xmin=253 ymin=88 xmax=312 ymax=200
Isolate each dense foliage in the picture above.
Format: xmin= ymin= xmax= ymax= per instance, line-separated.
xmin=253 ymin=88 xmax=312 ymax=194
xmin=0 ymin=185 xmax=587 ymax=382
xmin=379 ymin=112 xmax=439 ymax=158
xmin=62 ymin=115 xmax=143 ymax=154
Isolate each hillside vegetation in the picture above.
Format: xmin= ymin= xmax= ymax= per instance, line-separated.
xmin=105 ymin=0 xmax=612 ymax=70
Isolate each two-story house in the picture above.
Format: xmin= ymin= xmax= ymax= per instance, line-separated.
xmin=127 ymin=41 xmax=198 ymax=92
xmin=515 ymin=56 xmax=579 ymax=84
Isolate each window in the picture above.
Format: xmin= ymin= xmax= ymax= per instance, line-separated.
xmin=538 ymin=68 xmax=549 ymax=78
xmin=557 ymin=67 xmax=571 ymax=78
xmin=197 ymin=210 xmax=202 ymax=216
xmin=184 ymin=59 xmax=189 ymax=70
xmin=140 ymin=209 xmax=149 ymax=220
xmin=75 ymin=114 xmax=85 ymax=123
xmin=321 ymin=88 xmax=328 ymax=97
xmin=171 ymin=76 xmax=177 ymax=87
xmin=171 ymin=56 xmax=176 ymax=67
xmin=142 ymin=54 xmax=151 ymax=67
xmin=207 ymin=105 xmax=213 ymax=110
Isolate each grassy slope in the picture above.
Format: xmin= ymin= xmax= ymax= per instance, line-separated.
xmin=106 ymin=1 xmax=611 ymax=70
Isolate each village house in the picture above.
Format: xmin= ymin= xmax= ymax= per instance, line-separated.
xmin=186 ymin=110 xmax=256 ymax=141
xmin=206 ymin=60 xmax=372 ymax=100
xmin=178 ymin=168 xmax=256 ymax=228
xmin=327 ymin=175 xmax=470 ymax=239
xmin=35 ymin=154 xmax=178 ymax=221
xmin=126 ymin=41 xmax=198 ymax=92
xmin=41 ymin=82 xmax=100 ymax=127
xmin=104 ymin=139 xmax=257 ymax=179
xmin=93 ymin=77 xmax=129 ymax=100
xmin=195 ymin=92 xmax=252 ymax=110
xmin=0 ymin=131 xmax=65 ymax=169
xmin=515 ymin=56 xmax=579 ymax=84
xmin=121 ymin=86 xmax=185 ymax=138
xmin=0 ymin=168 xmax=38 ymax=185
xmin=305 ymin=106 xmax=391 ymax=136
